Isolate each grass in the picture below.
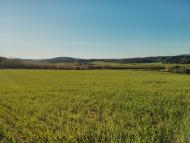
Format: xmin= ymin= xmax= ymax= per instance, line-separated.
xmin=0 ymin=70 xmax=190 ymax=143
xmin=89 ymin=61 xmax=190 ymax=67
xmin=89 ymin=61 xmax=165 ymax=69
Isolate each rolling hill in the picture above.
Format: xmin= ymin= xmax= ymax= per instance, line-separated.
xmin=40 ymin=54 xmax=190 ymax=64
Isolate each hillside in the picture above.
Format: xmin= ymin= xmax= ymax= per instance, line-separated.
xmin=41 ymin=55 xmax=190 ymax=64
xmin=0 ymin=55 xmax=190 ymax=73
xmin=1 ymin=54 xmax=189 ymax=64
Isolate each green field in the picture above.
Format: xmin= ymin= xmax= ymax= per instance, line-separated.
xmin=89 ymin=61 xmax=165 ymax=68
xmin=89 ymin=61 xmax=190 ymax=70
xmin=0 ymin=70 xmax=190 ymax=143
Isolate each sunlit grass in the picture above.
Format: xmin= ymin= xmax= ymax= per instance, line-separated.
xmin=0 ymin=70 xmax=189 ymax=142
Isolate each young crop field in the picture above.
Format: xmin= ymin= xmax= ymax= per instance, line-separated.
xmin=89 ymin=61 xmax=165 ymax=69
xmin=0 ymin=70 xmax=190 ymax=143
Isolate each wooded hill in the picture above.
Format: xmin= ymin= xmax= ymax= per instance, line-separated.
xmin=0 ymin=55 xmax=190 ymax=71
xmin=41 ymin=54 xmax=190 ymax=64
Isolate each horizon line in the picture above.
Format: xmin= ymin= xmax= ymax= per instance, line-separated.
xmin=1 ymin=54 xmax=189 ymax=60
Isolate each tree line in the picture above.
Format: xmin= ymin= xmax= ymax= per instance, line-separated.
xmin=0 ymin=56 xmax=190 ymax=74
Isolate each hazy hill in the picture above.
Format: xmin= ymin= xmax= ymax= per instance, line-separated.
xmin=0 ymin=55 xmax=190 ymax=73
xmin=1 ymin=55 xmax=190 ymax=65
xmin=41 ymin=57 xmax=86 ymax=64
xmin=41 ymin=54 xmax=190 ymax=64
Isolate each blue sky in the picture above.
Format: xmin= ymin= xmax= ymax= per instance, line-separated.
xmin=0 ymin=0 xmax=190 ymax=59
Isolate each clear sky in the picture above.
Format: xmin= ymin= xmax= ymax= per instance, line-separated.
xmin=0 ymin=0 xmax=190 ymax=59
